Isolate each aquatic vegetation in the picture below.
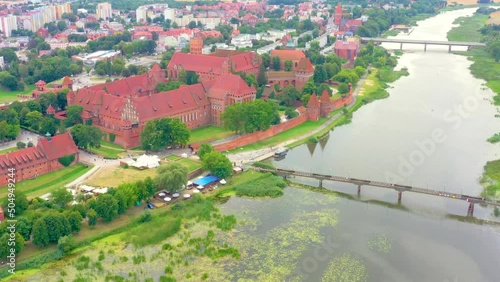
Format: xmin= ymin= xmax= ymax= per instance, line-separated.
xmin=322 ymin=253 xmax=368 ymax=282
xmin=234 ymin=173 xmax=287 ymax=198
xmin=367 ymin=233 xmax=392 ymax=254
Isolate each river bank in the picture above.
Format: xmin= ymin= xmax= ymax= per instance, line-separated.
xmin=447 ymin=7 xmax=500 ymax=201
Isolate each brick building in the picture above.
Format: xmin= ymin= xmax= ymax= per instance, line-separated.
xmin=270 ymin=49 xmax=306 ymax=71
xmin=0 ymin=133 xmax=79 ymax=187
xmin=267 ymin=57 xmax=314 ymax=91
xmin=67 ymin=65 xmax=256 ymax=148
xmin=32 ymin=76 xmax=73 ymax=99
xmin=334 ymin=38 xmax=360 ymax=62
xmin=167 ymin=50 xmax=260 ymax=82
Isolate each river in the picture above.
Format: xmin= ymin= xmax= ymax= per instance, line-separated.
xmin=220 ymin=8 xmax=500 ymax=282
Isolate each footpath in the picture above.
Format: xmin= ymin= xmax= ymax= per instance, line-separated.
xmin=226 ymin=67 xmax=370 ymax=165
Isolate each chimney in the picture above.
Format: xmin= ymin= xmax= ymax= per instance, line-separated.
xmin=45 ymin=132 xmax=52 ymax=142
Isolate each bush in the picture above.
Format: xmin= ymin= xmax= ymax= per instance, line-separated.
xmin=138 ymin=211 xmax=152 ymax=223
xmin=488 ymin=133 xmax=500 ymax=144
xmin=216 ymin=215 xmax=237 ymax=231
xmin=85 ymin=119 xmax=92 ymax=125
xmin=58 ymin=154 xmax=75 ymax=167
xmin=109 ymin=133 xmax=116 ymax=143
xmin=16 ymin=141 xmax=26 ymax=149
xmin=234 ymin=173 xmax=286 ymax=198
xmin=27 ymin=141 xmax=33 ymax=147
xmin=308 ymin=136 xmax=319 ymax=144
xmin=252 ymin=161 xmax=275 ymax=170
xmin=57 ymin=235 xmax=76 ymax=254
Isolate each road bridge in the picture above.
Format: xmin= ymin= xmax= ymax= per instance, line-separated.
xmin=252 ymin=167 xmax=500 ymax=216
xmin=360 ymin=37 xmax=486 ymax=52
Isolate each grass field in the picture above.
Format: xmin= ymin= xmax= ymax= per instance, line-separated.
xmin=100 ymin=140 xmax=125 ymax=149
xmin=0 ymin=164 xmax=92 ymax=200
xmin=447 ymin=14 xmax=487 ymax=42
xmin=189 ymin=126 xmax=233 ymax=144
xmin=0 ymin=84 xmax=36 ymax=104
xmin=91 ymin=146 xmax=122 ymax=159
xmin=86 ymin=158 xmax=202 ymax=187
xmin=0 ymin=147 xmax=17 ymax=154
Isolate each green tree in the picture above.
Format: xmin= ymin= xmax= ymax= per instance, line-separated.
xmin=141 ymin=118 xmax=190 ymax=151
xmin=16 ymin=217 xmax=32 ymax=241
xmin=202 ymin=151 xmax=232 ymax=179
xmin=338 ymin=83 xmax=350 ymax=94
xmin=25 ymin=111 xmax=43 ymax=131
xmin=272 ymin=56 xmax=281 ymax=71
xmin=257 ymin=64 xmax=267 ymax=86
xmin=261 ymin=53 xmax=271 ymax=68
xmin=278 ymin=85 xmax=301 ymax=107
xmin=313 ymin=65 xmax=327 ymax=83
xmin=284 ymin=60 xmax=293 ymax=71
xmin=70 ymin=125 xmax=103 ymax=151
xmin=40 ymin=117 xmax=57 ymax=135
xmin=197 ymin=143 xmax=214 ymax=160
xmin=57 ymin=235 xmax=76 ymax=254
xmin=114 ymin=190 xmax=128 ymax=215
xmin=65 ymin=105 xmax=83 ymax=125
xmin=66 ymin=212 xmax=83 ymax=233
xmin=95 ymin=194 xmax=119 ymax=223
xmin=2 ymin=191 xmax=29 ymax=216
xmin=0 ymin=233 xmax=24 ymax=257
xmin=155 ymin=162 xmax=188 ymax=193
xmin=32 ymin=219 xmax=49 ymax=247
xmin=87 ymin=209 xmax=98 ymax=227
xmin=301 ymin=94 xmax=311 ymax=106
xmin=50 ymin=188 xmax=73 ymax=208
xmin=57 ymin=21 xmax=67 ymax=31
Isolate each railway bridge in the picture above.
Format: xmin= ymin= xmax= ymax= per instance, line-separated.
xmin=252 ymin=167 xmax=500 ymax=216
xmin=360 ymin=37 xmax=486 ymax=52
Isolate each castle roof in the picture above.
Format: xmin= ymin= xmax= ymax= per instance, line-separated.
xmin=270 ymin=49 xmax=306 ymax=61
xmin=37 ymin=133 xmax=78 ymax=160
xmin=169 ymin=52 xmax=227 ymax=74
xmin=320 ymin=89 xmax=332 ymax=104
xmin=202 ymin=73 xmax=256 ymax=100
xmin=307 ymin=93 xmax=320 ymax=108
xmin=297 ymin=57 xmax=314 ymax=72
xmin=46 ymin=104 xmax=55 ymax=113
xmin=35 ymin=80 xmax=46 ymax=86
xmin=62 ymin=76 xmax=72 ymax=85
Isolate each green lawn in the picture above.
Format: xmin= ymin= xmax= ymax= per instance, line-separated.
xmin=166 ymin=155 xmax=180 ymax=161
xmin=176 ymin=158 xmax=202 ymax=172
xmin=0 ymin=164 xmax=92 ymax=200
xmin=100 ymin=140 xmax=125 ymax=149
xmin=189 ymin=126 xmax=233 ymax=144
xmin=91 ymin=146 xmax=122 ymax=159
xmin=0 ymin=147 xmax=17 ymax=154
xmin=447 ymin=14 xmax=487 ymax=42
xmin=0 ymin=84 xmax=36 ymax=104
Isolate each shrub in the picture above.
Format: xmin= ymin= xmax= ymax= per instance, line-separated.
xmin=252 ymin=161 xmax=275 ymax=170
xmin=488 ymin=133 xmax=500 ymax=144
xmin=216 ymin=215 xmax=237 ymax=231
xmin=16 ymin=141 xmax=26 ymax=149
xmin=58 ymin=154 xmax=75 ymax=167
xmin=234 ymin=173 xmax=286 ymax=198
xmin=139 ymin=211 xmax=152 ymax=223
xmin=308 ymin=136 xmax=319 ymax=144
xmin=85 ymin=119 xmax=92 ymax=125
xmin=109 ymin=133 xmax=116 ymax=143
xmin=27 ymin=141 xmax=33 ymax=147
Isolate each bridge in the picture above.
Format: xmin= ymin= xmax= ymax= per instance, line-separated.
xmin=252 ymin=167 xmax=500 ymax=216
xmin=360 ymin=37 xmax=486 ymax=52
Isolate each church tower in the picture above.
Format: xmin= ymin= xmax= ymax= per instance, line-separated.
xmin=190 ymin=37 xmax=203 ymax=55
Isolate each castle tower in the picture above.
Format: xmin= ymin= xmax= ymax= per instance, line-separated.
xmin=62 ymin=76 xmax=73 ymax=91
xmin=335 ymin=3 xmax=342 ymax=26
xmin=307 ymin=93 xmax=320 ymax=121
xmin=190 ymin=37 xmax=203 ymax=55
xmin=319 ymin=89 xmax=333 ymax=117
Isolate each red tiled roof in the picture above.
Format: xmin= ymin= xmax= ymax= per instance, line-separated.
xmin=297 ymin=57 xmax=314 ymax=72
xmin=46 ymin=104 xmax=55 ymax=113
xmin=334 ymin=40 xmax=358 ymax=51
xmin=133 ymin=31 xmax=152 ymax=37
xmin=169 ymin=52 xmax=227 ymax=74
xmin=35 ymin=80 xmax=46 ymax=86
xmin=37 ymin=133 xmax=78 ymax=160
xmin=347 ymin=19 xmax=362 ymax=26
xmin=307 ymin=93 xmax=320 ymax=107
xmin=62 ymin=76 xmax=72 ymax=85
xmin=0 ymin=147 xmax=45 ymax=171
xmin=270 ymin=49 xmax=306 ymax=61
xmin=202 ymin=73 xmax=255 ymax=100
xmin=320 ymin=89 xmax=331 ymax=104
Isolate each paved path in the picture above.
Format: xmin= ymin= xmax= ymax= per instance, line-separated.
xmin=226 ymin=67 xmax=371 ymax=165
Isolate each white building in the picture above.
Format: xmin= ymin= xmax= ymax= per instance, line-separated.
xmin=0 ymin=15 xmax=18 ymax=37
xmin=164 ymin=8 xmax=175 ymax=21
xmin=136 ymin=6 xmax=148 ymax=23
xmin=0 ymin=56 xmax=4 ymax=70
xmin=97 ymin=2 xmax=112 ymax=20
xmin=77 ymin=8 xmax=88 ymax=15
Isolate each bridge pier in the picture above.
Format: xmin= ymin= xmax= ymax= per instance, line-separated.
xmin=467 ymin=203 xmax=475 ymax=216
xmin=424 ymin=44 xmax=427 ymax=52
xmin=319 ymin=179 xmax=323 ymax=187
xmin=400 ymin=43 xmax=403 ymax=50
xmin=357 ymin=185 xmax=361 ymax=197
xmin=448 ymin=45 xmax=452 ymax=53
xmin=397 ymin=191 xmax=402 ymax=203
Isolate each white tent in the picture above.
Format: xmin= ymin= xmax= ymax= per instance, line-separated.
xmin=127 ymin=154 xmax=160 ymax=169
xmin=93 ymin=188 xmax=108 ymax=194
xmin=220 ymin=179 xmax=227 ymax=185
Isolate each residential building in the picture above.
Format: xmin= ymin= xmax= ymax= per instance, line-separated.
xmin=97 ymin=2 xmax=112 ymax=20
xmin=0 ymin=133 xmax=79 ymax=187
xmin=136 ymin=6 xmax=148 ymax=23
xmin=55 ymin=3 xmax=71 ymax=19
xmin=0 ymin=15 xmax=17 ymax=37
xmin=164 ymin=8 xmax=175 ymax=21
xmin=67 ymin=65 xmax=256 ymax=148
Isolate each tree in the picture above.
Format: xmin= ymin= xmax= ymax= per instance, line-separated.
xmin=32 ymin=219 xmax=49 ymax=247
xmin=257 ymin=64 xmax=267 ymax=86
xmin=155 ymin=162 xmax=188 ymax=193
xmin=272 ymin=56 xmax=281 ymax=71
xmin=313 ymin=65 xmax=327 ymax=83
xmin=278 ymin=85 xmax=301 ymax=107
xmin=202 ymin=151 xmax=232 ymax=179
xmin=186 ymin=71 xmax=199 ymax=85
xmin=57 ymin=21 xmax=67 ymax=31
xmin=197 ymin=143 xmax=214 ymax=160
xmin=114 ymin=190 xmax=128 ymax=215
xmin=95 ymin=194 xmax=119 ymax=223
xmin=338 ymin=83 xmax=350 ymax=95
xmin=87 ymin=209 xmax=98 ymax=227
xmin=2 ymin=191 xmax=28 ymax=216
xmin=66 ymin=212 xmax=83 ymax=233
xmin=0 ymin=233 xmax=24 ymax=257
xmin=261 ymin=53 xmax=271 ymax=69
xmin=57 ymin=235 xmax=75 ymax=254
xmin=16 ymin=217 xmax=32 ymax=241
xmin=40 ymin=117 xmax=57 ymax=135
xmin=65 ymin=105 xmax=83 ymax=125
xmin=16 ymin=141 xmax=26 ymax=149
xmin=141 ymin=118 xmax=190 ymax=151
xmin=25 ymin=111 xmax=43 ymax=131
xmin=71 ymin=125 xmax=103 ymax=151
xmin=301 ymin=94 xmax=311 ymax=106
xmin=0 ymin=71 xmax=19 ymax=90
xmin=50 ymin=188 xmax=73 ymax=208
xmin=284 ymin=60 xmax=293 ymax=71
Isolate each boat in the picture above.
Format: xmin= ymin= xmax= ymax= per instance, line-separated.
xmin=274 ymin=148 xmax=289 ymax=158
